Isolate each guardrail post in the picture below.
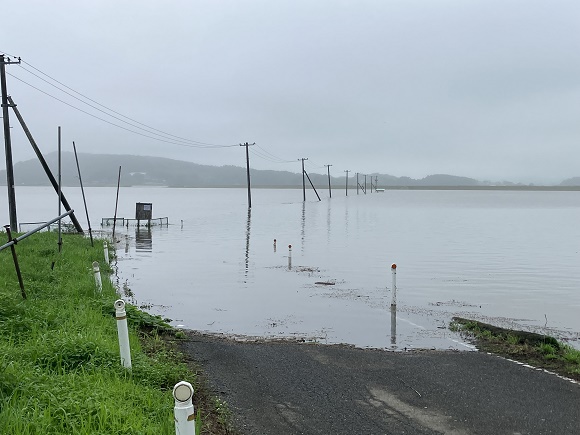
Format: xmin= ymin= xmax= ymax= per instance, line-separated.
xmin=103 ymin=241 xmax=109 ymax=264
xmin=173 ymin=381 xmax=196 ymax=435
xmin=4 ymin=225 xmax=26 ymax=299
xmin=114 ymin=299 xmax=132 ymax=369
xmin=93 ymin=261 xmax=102 ymax=292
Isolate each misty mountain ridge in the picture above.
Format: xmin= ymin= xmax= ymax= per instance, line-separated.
xmin=0 ymin=152 xmax=574 ymax=188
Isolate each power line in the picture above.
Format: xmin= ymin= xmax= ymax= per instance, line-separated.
xmin=7 ymin=72 xmax=237 ymax=149
xmin=16 ymin=64 xmax=221 ymax=147
xmin=254 ymin=144 xmax=294 ymax=163
xmin=250 ymin=147 xmax=294 ymax=163
xmin=17 ymin=60 xmax=234 ymax=147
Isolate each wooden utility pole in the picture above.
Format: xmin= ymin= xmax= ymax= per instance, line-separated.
xmin=1 ymin=54 xmax=20 ymax=232
xmin=344 ymin=170 xmax=349 ymax=196
xmin=72 ymin=141 xmax=93 ymax=246
xmin=58 ymin=127 xmax=62 ymax=252
xmin=300 ymin=158 xmax=308 ymax=201
xmin=324 ymin=164 xmax=332 ymax=198
xmin=240 ymin=142 xmax=254 ymax=208
xmin=112 ymin=166 xmax=122 ymax=241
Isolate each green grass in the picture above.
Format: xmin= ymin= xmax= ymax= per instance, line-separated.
xmin=450 ymin=317 xmax=580 ymax=381
xmin=0 ymin=231 xmax=193 ymax=434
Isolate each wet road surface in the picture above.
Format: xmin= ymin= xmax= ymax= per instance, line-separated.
xmin=180 ymin=332 xmax=580 ymax=435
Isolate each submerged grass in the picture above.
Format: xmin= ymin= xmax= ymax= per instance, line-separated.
xmin=450 ymin=317 xmax=580 ymax=381
xmin=0 ymin=231 xmax=232 ymax=434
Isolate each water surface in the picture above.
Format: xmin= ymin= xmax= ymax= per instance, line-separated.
xmin=6 ymin=186 xmax=580 ymax=350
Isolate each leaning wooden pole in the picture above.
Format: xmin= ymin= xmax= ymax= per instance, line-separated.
xmin=72 ymin=141 xmax=93 ymax=246
xmin=8 ymin=96 xmax=83 ymax=234
xmin=4 ymin=225 xmax=26 ymax=299
xmin=112 ymin=166 xmax=122 ymax=241
xmin=303 ymin=170 xmax=321 ymax=201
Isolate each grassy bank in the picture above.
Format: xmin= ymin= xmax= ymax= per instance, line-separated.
xmin=0 ymin=231 xmax=228 ymax=434
xmin=450 ymin=317 xmax=580 ymax=381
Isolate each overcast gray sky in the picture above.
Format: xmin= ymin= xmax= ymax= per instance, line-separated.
xmin=2 ymin=0 xmax=579 ymax=184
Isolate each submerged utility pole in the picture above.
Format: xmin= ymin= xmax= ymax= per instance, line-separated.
xmin=299 ymin=158 xmax=308 ymax=201
xmin=325 ymin=164 xmax=332 ymax=198
xmin=344 ymin=170 xmax=349 ymax=196
xmin=1 ymin=54 xmax=21 ymax=232
xmin=240 ymin=142 xmax=254 ymax=208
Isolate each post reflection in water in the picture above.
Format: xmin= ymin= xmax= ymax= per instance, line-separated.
xmin=301 ymin=201 xmax=306 ymax=253
xmin=344 ymin=200 xmax=349 ymax=237
xmin=244 ymin=208 xmax=251 ymax=277
xmin=326 ymin=200 xmax=331 ymax=244
xmin=390 ymin=307 xmax=397 ymax=347
xmin=135 ymin=226 xmax=153 ymax=252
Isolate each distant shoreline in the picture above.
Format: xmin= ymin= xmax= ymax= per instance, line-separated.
xmin=5 ymin=184 xmax=580 ymax=191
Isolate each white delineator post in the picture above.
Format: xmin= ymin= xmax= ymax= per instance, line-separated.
xmin=173 ymin=381 xmax=196 ymax=435
xmin=114 ymin=299 xmax=132 ymax=369
xmin=391 ymin=263 xmax=397 ymax=308
xmin=288 ymin=244 xmax=292 ymax=269
xmin=103 ymin=241 xmax=110 ymax=264
xmin=93 ymin=261 xmax=102 ymax=292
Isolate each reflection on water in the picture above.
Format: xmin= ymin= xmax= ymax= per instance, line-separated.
xmin=300 ymin=202 xmax=306 ymax=253
xmin=326 ymin=200 xmax=331 ymax=243
xmin=390 ymin=307 xmax=397 ymax=347
xmin=135 ymin=226 xmax=152 ymax=252
xmin=244 ymin=208 xmax=251 ymax=277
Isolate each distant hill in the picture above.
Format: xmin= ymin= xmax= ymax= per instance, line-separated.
xmin=560 ymin=177 xmax=580 ymax=186
xmin=0 ymin=152 xmax=512 ymax=188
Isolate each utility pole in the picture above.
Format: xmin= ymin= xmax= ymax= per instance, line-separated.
xmin=57 ymin=127 xmax=62 ymax=252
xmin=356 ymin=172 xmax=359 ymax=195
xmin=299 ymin=158 xmax=308 ymax=201
xmin=324 ymin=164 xmax=332 ymax=198
xmin=1 ymin=54 xmax=21 ymax=232
xmin=240 ymin=142 xmax=254 ymax=208
xmin=344 ymin=170 xmax=349 ymax=196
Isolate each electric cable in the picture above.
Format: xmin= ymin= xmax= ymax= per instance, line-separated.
xmin=7 ymin=72 xmax=237 ymax=149
xmin=17 ymin=60 xmax=234 ymax=147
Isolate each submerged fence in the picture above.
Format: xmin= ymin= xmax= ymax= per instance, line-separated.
xmin=101 ymin=217 xmax=169 ymax=227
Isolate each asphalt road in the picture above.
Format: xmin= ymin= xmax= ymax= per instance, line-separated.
xmin=180 ymin=332 xmax=580 ymax=435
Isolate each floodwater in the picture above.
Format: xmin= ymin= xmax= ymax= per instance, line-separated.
xmin=5 ymin=186 xmax=580 ymax=350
